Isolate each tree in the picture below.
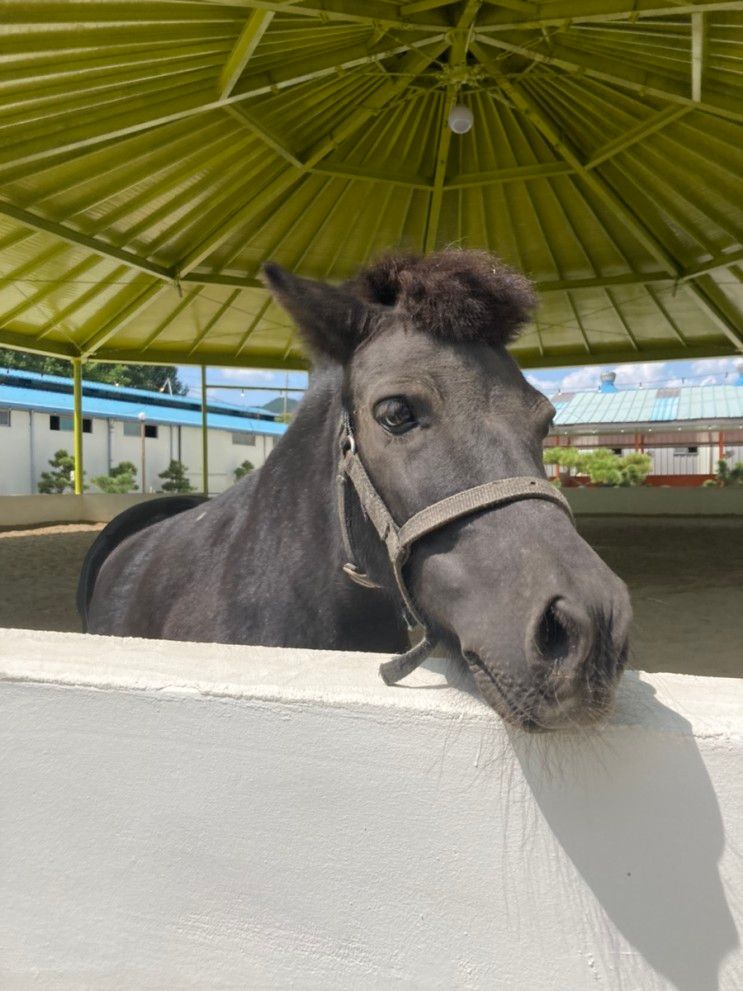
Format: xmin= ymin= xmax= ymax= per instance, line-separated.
xmin=37 ymin=449 xmax=83 ymax=493
xmin=91 ymin=461 xmax=138 ymax=493
xmin=234 ymin=459 xmax=254 ymax=481
xmin=1 ymin=348 xmax=188 ymax=395
xmin=158 ymin=460 xmax=194 ymax=493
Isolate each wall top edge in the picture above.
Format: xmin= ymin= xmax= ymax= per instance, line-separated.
xmin=1 ymin=628 xmax=741 ymax=740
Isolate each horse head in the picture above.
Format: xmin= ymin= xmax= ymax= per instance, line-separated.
xmin=263 ymin=251 xmax=631 ymax=732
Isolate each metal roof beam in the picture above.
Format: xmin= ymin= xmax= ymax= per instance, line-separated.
xmin=218 ymin=11 xmax=274 ymax=100
xmin=90 ymin=345 xmax=310 ymax=372
xmin=423 ymin=1 xmax=482 ymax=252
xmin=478 ymin=1 xmax=742 ymax=31
xmin=312 ymin=162 xmax=432 ymax=189
xmin=235 ymin=297 xmax=273 ymax=357
xmin=223 ymin=105 xmax=303 ymax=167
xmin=586 ymin=106 xmax=690 ymax=169
xmin=187 ymin=290 xmax=243 ymax=357
xmin=447 ymin=161 xmax=574 ymax=187
xmin=401 ymin=0 xmax=458 ymax=12
xmin=176 ymin=39 xmax=449 ymax=274
xmin=0 ymin=34 xmax=446 ymax=181
xmin=680 ymin=248 xmax=743 ymax=281
xmin=80 ymin=282 xmax=170 ymax=358
xmin=514 ymin=342 xmax=737 ymax=369
xmin=187 ymin=0 xmax=447 ymax=32
xmin=0 ymin=199 xmax=173 ymax=281
xmin=481 ymin=1 xmax=538 ymax=12
xmin=0 ymin=328 xmax=78 ymax=360
xmin=141 ymin=288 xmax=205 ymax=351
xmin=536 ymin=272 xmax=669 ymax=292
xmin=473 ymin=34 xmax=743 ymax=123
xmin=686 ymin=276 xmax=743 ymax=351
xmin=471 ymin=43 xmax=682 ymax=277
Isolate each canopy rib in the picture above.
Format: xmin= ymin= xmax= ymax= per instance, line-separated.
xmin=0 ymin=2 xmax=739 ymax=368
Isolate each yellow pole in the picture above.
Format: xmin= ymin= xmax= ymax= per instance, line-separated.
xmin=72 ymin=357 xmax=84 ymax=495
xmin=201 ymin=365 xmax=209 ymax=495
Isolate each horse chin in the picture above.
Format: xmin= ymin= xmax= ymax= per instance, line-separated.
xmin=462 ymin=649 xmax=623 ymax=733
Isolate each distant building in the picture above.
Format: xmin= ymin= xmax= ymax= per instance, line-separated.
xmin=544 ymin=367 xmax=743 ymax=484
xmin=0 ymin=369 xmax=287 ymax=496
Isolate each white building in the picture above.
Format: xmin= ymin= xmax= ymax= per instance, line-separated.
xmin=544 ymin=370 xmax=743 ymax=484
xmin=0 ymin=369 xmax=286 ymax=496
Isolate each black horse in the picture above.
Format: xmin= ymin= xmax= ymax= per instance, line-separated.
xmin=81 ymin=250 xmax=631 ymax=730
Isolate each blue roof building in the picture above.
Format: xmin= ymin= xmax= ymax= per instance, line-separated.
xmin=0 ymin=368 xmax=288 ymax=496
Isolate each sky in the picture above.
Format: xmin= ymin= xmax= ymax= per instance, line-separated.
xmin=178 ymin=356 xmax=742 ymax=410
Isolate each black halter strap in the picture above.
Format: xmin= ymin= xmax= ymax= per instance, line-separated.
xmin=337 ymin=410 xmax=574 ymax=686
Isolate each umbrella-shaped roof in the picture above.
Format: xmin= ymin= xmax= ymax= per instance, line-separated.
xmin=0 ymin=0 xmax=741 ymax=370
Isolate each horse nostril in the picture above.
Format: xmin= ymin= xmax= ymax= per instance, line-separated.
xmin=533 ymin=599 xmax=573 ymax=666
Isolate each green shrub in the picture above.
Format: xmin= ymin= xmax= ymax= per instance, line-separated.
xmin=158 ymin=460 xmax=194 ymax=493
xmin=543 ymin=447 xmax=652 ymax=486
xmin=91 ymin=461 xmax=137 ymax=493
xmin=37 ymin=449 xmax=85 ymax=493
xmin=234 ymin=459 xmax=255 ymax=481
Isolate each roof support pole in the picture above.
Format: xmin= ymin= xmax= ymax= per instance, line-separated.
xmin=691 ymin=13 xmax=707 ymax=102
xmin=71 ymin=357 xmax=84 ymax=496
xmin=423 ymin=1 xmax=482 ymax=252
xmin=201 ymin=365 xmax=209 ymax=497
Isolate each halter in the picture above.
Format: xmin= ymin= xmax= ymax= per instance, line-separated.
xmin=336 ymin=410 xmax=575 ymax=686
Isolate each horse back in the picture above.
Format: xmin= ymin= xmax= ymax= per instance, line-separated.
xmin=77 ymin=495 xmax=208 ymax=632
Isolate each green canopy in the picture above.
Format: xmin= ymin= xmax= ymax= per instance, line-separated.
xmin=0 ymin=0 xmax=741 ymax=371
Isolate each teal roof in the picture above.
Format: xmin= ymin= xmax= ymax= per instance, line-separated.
xmin=550 ymin=385 xmax=743 ymax=427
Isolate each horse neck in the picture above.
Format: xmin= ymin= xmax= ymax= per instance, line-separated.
xmin=246 ymin=365 xmax=408 ymax=653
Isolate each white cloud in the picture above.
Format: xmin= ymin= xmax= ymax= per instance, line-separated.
xmin=559 ymin=366 xmax=607 ymax=391
xmin=221 ymin=368 xmax=279 ymax=382
xmin=612 ymin=362 xmax=670 ymax=387
xmin=526 ymin=374 xmax=554 ymax=394
xmin=557 ymin=362 xmax=674 ymax=392
xmin=690 ymin=357 xmax=739 ymax=379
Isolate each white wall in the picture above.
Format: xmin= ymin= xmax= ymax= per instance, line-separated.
xmin=0 ymin=408 xmax=279 ymax=495
xmin=0 ymin=629 xmax=741 ymax=991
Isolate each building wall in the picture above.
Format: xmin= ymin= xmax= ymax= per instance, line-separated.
xmin=1 ymin=630 xmax=741 ymax=990
xmin=0 ymin=408 xmax=279 ymax=495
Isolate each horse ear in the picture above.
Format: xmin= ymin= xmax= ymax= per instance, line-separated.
xmin=262 ymin=263 xmax=378 ymax=365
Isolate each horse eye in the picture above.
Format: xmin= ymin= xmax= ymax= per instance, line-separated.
xmin=373 ymin=396 xmax=417 ymax=435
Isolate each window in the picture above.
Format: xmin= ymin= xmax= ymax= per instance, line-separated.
xmin=123 ymin=421 xmax=158 ymax=438
xmin=0 ymin=410 xmax=10 ymax=427
xmin=674 ymin=446 xmax=699 ymax=456
xmin=50 ymin=415 xmax=91 ymax=433
xmin=611 ymin=447 xmax=622 ymax=456
xmin=232 ymin=432 xmax=256 ymax=446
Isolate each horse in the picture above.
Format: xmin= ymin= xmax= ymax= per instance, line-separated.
xmin=80 ymin=249 xmax=631 ymax=731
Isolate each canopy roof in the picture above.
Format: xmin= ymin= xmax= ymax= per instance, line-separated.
xmin=0 ymin=0 xmax=741 ymax=371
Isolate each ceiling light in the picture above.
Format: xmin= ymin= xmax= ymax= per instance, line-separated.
xmin=448 ymin=104 xmax=473 ymax=134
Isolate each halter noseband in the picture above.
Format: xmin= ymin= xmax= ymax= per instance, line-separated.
xmin=336 ymin=410 xmax=575 ymax=687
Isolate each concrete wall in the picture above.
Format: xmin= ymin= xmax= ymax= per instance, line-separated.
xmin=1 ymin=629 xmax=741 ymax=991
xmin=2 ymin=484 xmax=741 ymax=530
xmin=565 ymin=485 xmax=743 ymax=515
xmin=0 ymin=408 xmax=279 ymax=495
xmin=0 ymin=492 xmax=162 ymax=527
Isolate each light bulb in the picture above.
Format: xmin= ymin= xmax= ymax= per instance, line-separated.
xmin=447 ymin=104 xmax=473 ymax=134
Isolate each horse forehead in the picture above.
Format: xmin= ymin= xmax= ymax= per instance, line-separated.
xmin=350 ymin=324 xmax=515 ymax=393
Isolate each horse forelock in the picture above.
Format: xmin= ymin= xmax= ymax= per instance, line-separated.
xmin=343 ymin=248 xmax=537 ymax=347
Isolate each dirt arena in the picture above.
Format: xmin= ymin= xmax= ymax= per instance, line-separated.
xmin=0 ymin=517 xmax=740 ymax=679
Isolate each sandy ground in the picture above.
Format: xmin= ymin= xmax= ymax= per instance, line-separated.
xmin=0 ymin=517 xmax=740 ymax=679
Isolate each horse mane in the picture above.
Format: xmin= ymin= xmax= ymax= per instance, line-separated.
xmin=344 ymin=248 xmax=536 ymax=346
